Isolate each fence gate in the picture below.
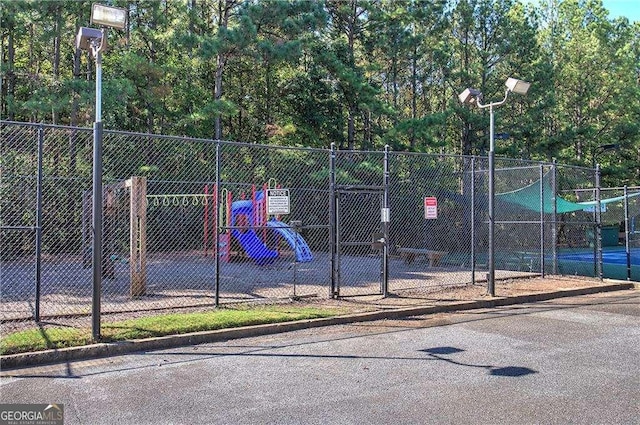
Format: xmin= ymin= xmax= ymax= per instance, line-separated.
xmin=332 ymin=185 xmax=388 ymax=297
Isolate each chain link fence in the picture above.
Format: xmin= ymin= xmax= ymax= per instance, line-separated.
xmin=387 ymin=153 xmax=478 ymax=292
xmin=560 ymin=184 xmax=640 ymax=281
xmin=2 ymin=121 xmax=636 ymax=337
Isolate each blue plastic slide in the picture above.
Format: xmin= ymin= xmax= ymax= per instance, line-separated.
xmin=231 ymin=228 xmax=278 ymax=265
xmin=231 ymin=199 xmax=278 ymax=265
xmin=267 ymin=219 xmax=313 ymax=263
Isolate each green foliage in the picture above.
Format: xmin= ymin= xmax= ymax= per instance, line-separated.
xmin=1 ymin=0 xmax=639 ymax=184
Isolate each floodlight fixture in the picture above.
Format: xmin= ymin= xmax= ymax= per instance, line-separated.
xmin=505 ymin=77 xmax=530 ymax=95
xmin=91 ymin=3 xmax=128 ymax=29
xmin=76 ymin=27 xmax=104 ymax=52
xmin=458 ymin=88 xmax=482 ymax=105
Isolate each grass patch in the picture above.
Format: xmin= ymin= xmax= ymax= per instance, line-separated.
xmin=0 ymin=306 xmax=342 ymax=356
xmin=0 ymin=328 xmax=92 ymax=356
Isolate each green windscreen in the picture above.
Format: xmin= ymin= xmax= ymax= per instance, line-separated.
xmin=496 ymin=174 xmax=640 ymax=213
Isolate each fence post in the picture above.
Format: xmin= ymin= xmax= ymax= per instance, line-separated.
xmin=488 ymin=143 xmax=495 ymax=296
xmin=215 ymin=140 xmax=221 ymax=306
xmin=34 ymin=125 xmax=44 ymax=321
xmin=471 ymin=157 xmax=476 ymax=285
xmin=329 ymin=143 xmax=338 ymax=298
xmin=552 ymin=160 xmax=558 ymax=275
xmin=381 ymin=145 xmax=389 ymax=297
xmin=624 ymin=185 xmax=631 ymax=280
xmin=595 ymin=165 xmax=603 ymax=280
xmin=92 ymin=121 xmax=103 ymax=341
xmin=539 ymin=163 xmax=545 ymax=277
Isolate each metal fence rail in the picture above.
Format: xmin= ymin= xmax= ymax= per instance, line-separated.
xmin=2 ymin=120 xmax=636 ymax=330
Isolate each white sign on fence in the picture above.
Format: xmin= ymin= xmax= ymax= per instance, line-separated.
xmin=424 ymin=196 xmax=438 ymax=219
xmin=267 ymin=189 xmax=290 ymax=215
xmin=381 ymin=208 xmax=390 ymax=223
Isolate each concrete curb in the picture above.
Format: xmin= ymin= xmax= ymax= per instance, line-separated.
xmin=1 ymin=282 xmax=636 ymax=370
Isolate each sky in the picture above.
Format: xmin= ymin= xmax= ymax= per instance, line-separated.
xmin=601 ymin=0 xmax=640 ymax=22
xmin=527 ymin=0 xmax=640 ymax=22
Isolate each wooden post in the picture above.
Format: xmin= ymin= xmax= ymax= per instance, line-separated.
xmin=103 ymin=186 xmax=115 ymax=279
xmin=127 ymin=176 xmax=147 ymax=296
xmin=204 ymin=184 xmax=209 ymax=256
xmin=82 ymin=191 xmax=92 ymax=268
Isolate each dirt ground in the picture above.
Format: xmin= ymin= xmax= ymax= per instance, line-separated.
xmin=301 ymin=275 xmax=622 ymax=313
xmin=0 ymin=275 xmax=625 ymax=336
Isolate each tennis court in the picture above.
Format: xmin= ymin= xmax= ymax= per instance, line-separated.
xmin=559 ymin=247 xmax=640 ymax=264
xmin=557 ymin=247 xmax=639 ymax=280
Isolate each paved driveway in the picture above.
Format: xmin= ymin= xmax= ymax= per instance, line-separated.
xmin=1 ymin=290 xmax=638 ymax=424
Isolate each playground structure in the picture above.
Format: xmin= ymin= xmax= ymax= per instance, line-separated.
xmin=82 ymin=177 xmax=314 ymax=298
xmin=203 ymin=181 xmax=313 ymax=265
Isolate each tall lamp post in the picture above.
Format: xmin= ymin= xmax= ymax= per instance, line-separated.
xmin=459 ymin=77 xmax=531 ymax=296
xmin=76 ymin=4 xmax=127 ymax=341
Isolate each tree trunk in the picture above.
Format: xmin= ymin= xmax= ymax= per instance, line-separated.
xmin=3 ymin=26 xmax=16 ymax=120
xmin=69 ymin=46 xmax=81 ymax=175
xmin=52 ymin=6 xmax=62 ymax=124
xmin=461 ymin=19 xmax=472 ymax=156
xmin=346 ymin=0 xmax=357 ymax=150
xmin=214 ymin=0 xmax=233 ymax=140
xmin=410 ymin=42 xmax=417 ymax=149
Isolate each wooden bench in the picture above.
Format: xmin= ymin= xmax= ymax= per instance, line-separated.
xmin=504 ymin=251 xmax=538 ymax=272
xmin=397 ymin=248 xmax=448 ymax=267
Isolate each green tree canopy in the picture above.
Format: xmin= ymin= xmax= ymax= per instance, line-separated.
xmin=1 ymin=0 xmax=639 ymax=184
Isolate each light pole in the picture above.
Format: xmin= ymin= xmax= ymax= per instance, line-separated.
xmin=459 ymin=77 xmax=530 ymax=296
xmin=76 ymin=3 xmax=127 ymax=341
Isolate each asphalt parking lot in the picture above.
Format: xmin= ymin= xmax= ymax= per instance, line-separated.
xmin=1 ymin=289 xmax=638 ymax=424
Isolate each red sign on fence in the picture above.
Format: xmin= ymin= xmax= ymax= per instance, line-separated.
xmin=424 ymin=197 xmax=438 ymax=219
